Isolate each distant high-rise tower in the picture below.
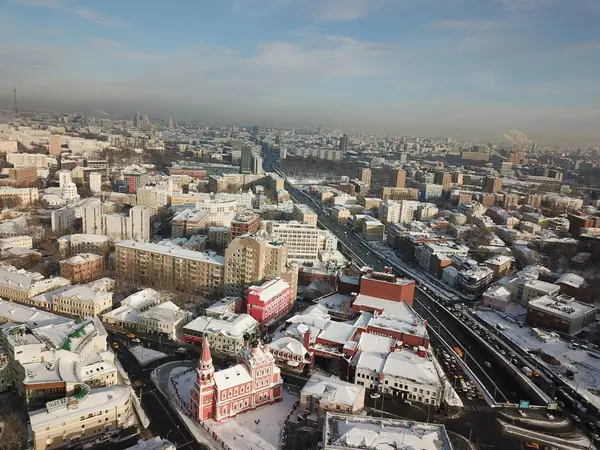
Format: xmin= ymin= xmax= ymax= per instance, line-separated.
xmin=13 ymin=82 xmax=18 ymax=116
xmin=134 ymin=111 xmax=140 ymax=128
xmin=168 ymin=117 xmax=174 ymax=129
xmin=339 ymin=134 xmax=349 ymax=153
xmin=141 ymin=113 xmax=150 ymax=130
xmin=317 ymin=125 xmax=324 ymax=136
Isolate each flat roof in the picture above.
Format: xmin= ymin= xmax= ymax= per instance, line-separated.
xmin=382 ymin=350 xmax=441 ymax=387
xmin=116 ymin=240 xmax=225 ymax=265
xmin=248 ymin=278 xmax=290 ymax=303
xmin=323 ymin=413 xmax=453 ymax=450
xmin=528 ymin=295 xmax=596 ymax=320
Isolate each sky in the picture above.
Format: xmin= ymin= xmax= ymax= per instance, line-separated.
xmin=1 ymin=0 xmax=600 ymax=145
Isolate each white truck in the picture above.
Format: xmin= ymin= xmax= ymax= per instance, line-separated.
xmin=521 ymin=366 xmax=533 ymax=376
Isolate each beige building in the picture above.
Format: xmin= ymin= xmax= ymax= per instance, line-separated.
xmin=52 ymin=286 xmax=113 ymax=317
xmin=0 ymin=267 xmax=71 ymax=305
xmin=82 ymin=201 xmax=150 ymax=242
xmin=29 ymin=385 xmax=136 ymax=450
xmin=224 ymin=233 xmax=298 ymax=300
xmin=48 ymin=135 xmax=62 ymax=156
xmin=115 ymin=241 xmax=224 ymax=296
xmin=57 ymin=234 xmax=111 ymax=258
xmin=292 ymin=203 xmax=318 ymax=226
xmin=262 ymin=220 xmax=337 ymax=260
xmin=0 ymin=187 xmax=39 ymax=206
xmin=381 ymin=187 xmax=419 ymax=201
xmin=330 ymin=206 xmax=351 ymax=224
xmin=361 ymin=216 xmax=385 ymax=241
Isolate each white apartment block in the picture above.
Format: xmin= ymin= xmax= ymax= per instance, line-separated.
xmin=83 ymin=201 xmax=150 ymax=241
xmin=293 ymin=147 xmax=342 ymax=161
xmin=0 ymin=141 xmax=18 ymax=153
xmin=0 ymin=187 xmax=39 ymax=206
xmin=57 ymin=170 xmax=72 ymax=188
xmin=137 ymin=301 xmax=193 ymax=340
xmin=136 ymin=185 xmax=168 ymax=215
xmin=0 ymin=235 xmax=33 ymax=249
xmin=415 ymin=241 xmax=469 ymax=269
xmin=263 ymin=220 xmax=338 ymax=260
xmin=89 ymin=172 xmax=102 ymax=194
xmin=7 ymin=153 xmax=56 ymax=170
xmin=52 ymin=286 xmax=113 ymax=317
xmin=379 ymin=200 xmax=420 ymax=225
xmin=29 ymin=385 xmax=135 ymax=450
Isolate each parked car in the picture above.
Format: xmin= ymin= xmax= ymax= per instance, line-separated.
xmin=131 ymin=338 xmax=141 ymax=344
xmin=112 ymin=343 xmax=119 ymax=349
xmin=126 ymin=333 xmax=136 ymax=339
xmin=571 ymin=414 xmax=581 ymax=423
xmin=525 ymin=442 xmax=539 ymax=449
xmin=484 ymin=362 xmax=492 ymax=368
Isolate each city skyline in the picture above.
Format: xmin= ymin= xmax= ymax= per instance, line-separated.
xmin=1 ymin=0 xmax=600 ymax=145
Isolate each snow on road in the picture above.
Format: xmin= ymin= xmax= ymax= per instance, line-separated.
xmin=475 ymin=308 xmax=600 ymax=409
xmin=130 ymin=345 xmax=168 ymax=365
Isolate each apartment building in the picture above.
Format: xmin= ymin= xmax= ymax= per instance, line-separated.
xmin=115 ymin=241 xmax=224 ymax=296
xmin=230 ymin=212 xmax=261 ymax=239
xmin=292 ymin=204 xmax=318 ymax=226
xmin=263 ymin=220 xmax=337 ymax=260
xmin=52 ymin=285 xmax=113 ymax=317
xmin=60 ymin=253 xmax=105 ymax=284
xmin=83 ymin=201 xmax=150 ymax=242
xmin=57 ymin=234 xmax=111 ymax=258
xmin=171 ymin=209 xmax=209 ymax=238
xmin=224 ymin=234 xmax=298 ymax=300
xmin=123 ymin=170 xmax=150 ymax=193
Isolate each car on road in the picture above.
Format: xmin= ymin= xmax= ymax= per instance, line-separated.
xmin=131 ymin=338 xmax=141 ymax=344
xmin=112 ymin=343 xmax=119 ymax=349
xmin=525 ymin=442 xmax=539 ymax=449
xmin=571 ymin=414 xmax=581 ymax=423
xmin=592 ymin=434 xmax=600 ymax=442
xmin=127 ymin=333 xmax=136 ymax=339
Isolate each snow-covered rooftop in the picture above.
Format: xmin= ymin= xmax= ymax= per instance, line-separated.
xmin=183 ymin=313 xmax=258 ymax=338
xmin=302 ymin=373 xmax=364 ymax=407
xmin=138 ymin=301 xmax=189 ymax=324
xmin=116 ymin=240 xmax=224 ymax=265
xmin=268 ymin=336 xmax=308 ymax=357
xmin=556 ymin=273 xmax=585 ymax=289
xmin=60 ymin=252 xmax=103 ymax=265
xmin=125 ymin=437 xmax=175 ymax=450
xmin=528 ymin=294 xmax=596 ymax=320
xmin=213 ymin=364 xmax=252 ymax=390
xmin=382 ymin=350 xmax=441 ymax=387
xmin=248 ymin=278 xmax=290 ymax=303
xmin=324 ymin=413 xmax=453 ymax=450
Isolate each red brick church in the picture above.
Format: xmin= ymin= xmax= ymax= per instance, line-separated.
xmin=189 ymin=336 xmax=283 ymax=422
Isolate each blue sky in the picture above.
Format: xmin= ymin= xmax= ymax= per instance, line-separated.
xmin=1 ymin=0 xmax=600 ymax=145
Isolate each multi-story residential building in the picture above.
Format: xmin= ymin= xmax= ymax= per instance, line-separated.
xmin=224 ymin=234 xmax=298 ymax=300
xmin=171 ymin=209 xmax=209 ymax=238
xmin=29 ymin=385 xmax=136 ymax=450
xmin=136 ymin=185 xmax=168 ymax=216
xmin=484 ymin=255 xmax=514 ymax=280
xmin=394 ymin=169 xmax=406 ymax=188
xmin=300 ymin=374 xmax=365 ymax=417
xmin=230 ymin=212 xmax=261 ymax=239
xmin=263 ymin=220 xmax=337 ymax=260
xmin=434 ymin=171 xmax=452 ymax=191
xmin=57 ymin=234 xmax=111 ymax=258
xmin=381 ymin=187 xmax=419 ymax=201
xmin=89 ymin=171 xmax=102 ymax=194
xmin=83 ymin=201 xmax=150 ymax=241
xmin=330 ymin=206 xmax=351 ymax=224
xmin=483 ymin=176 xmax=502 ymax=194
xmin=503 ymin=193 xmax=520 ymax=210
xmin=182 ymin=313 xmax=259 ymax=356
xmin=3 ymin=166 xmax=38 ymax=186
xmin=247 ymin=278 xmax=292 ymax=327
xmin=123 ymin=170 xmax=150 ymax=193
xmin=60 ymin=253 xmax=105 ymax=284
xmin=0 ymin=235 xmax=33 ymax=249
xmin=292 ymin=204 xmax=318 ymax=226
xmin=457 ymin=266 xmax=494 ymax=295
xmin=52 ymin=285 xmax=113 ymax=317
xmin=361 ymin=216 xmax=385 ymax=241
xmin=414 ymin=241 xmax=469 ymax=270
xmin=207 ymin=226 xmax=231 ymax=251
xmin=526 ymin=294 xmax=597 ymax=335
xmin=137 ymin=301 xmax=193 ymax=340
xmin=0 ymin=267 xmax=71 ymax=305
xmin=6 ymin=153 xmax=56 ymax=178
xmin=0 ymin=186 xmax=39 ymax=206
xmin=358 ymin=168 xmax=372 ymax=188
xmin=188 ymin=337 xmax=282 ymax=423
xmin=115 ymin=241 xmax=224 ymax=296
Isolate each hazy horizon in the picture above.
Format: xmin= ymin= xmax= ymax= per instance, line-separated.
xmin=1 ymin=0 xmax=599 ymax=147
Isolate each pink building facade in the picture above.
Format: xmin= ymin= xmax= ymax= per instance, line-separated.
xmin=247 ymin=278 xmax=292 ymax=327
xmin=189 ymin=337 xmax=283 ymax=423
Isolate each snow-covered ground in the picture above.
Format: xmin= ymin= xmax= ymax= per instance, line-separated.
xmin=161 ymin=362 xmax=298 ymax=450
xmin=208 ymin=391 xmax=298 ymax=450
xmin=129 ymin=345 xmax=168 ymax=365
xmin=475 ymin=308 xmax=600 ymax=409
